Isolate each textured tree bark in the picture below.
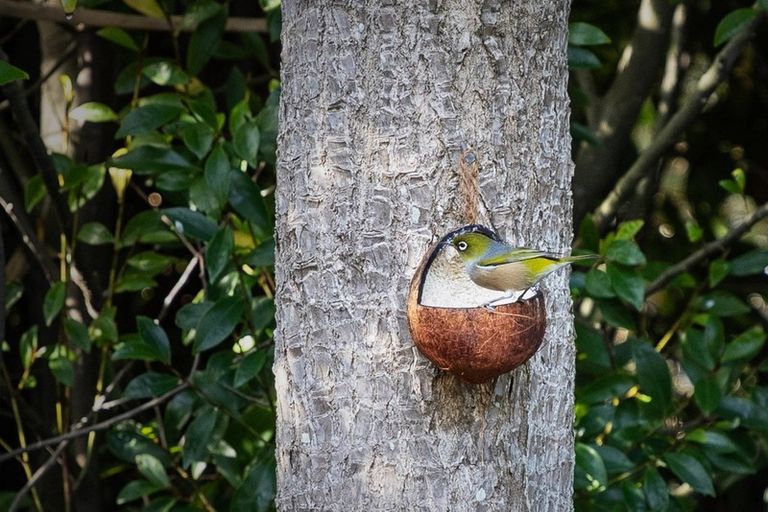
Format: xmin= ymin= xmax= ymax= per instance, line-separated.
xmin=275 ymin=1 xmax=574 ymax=510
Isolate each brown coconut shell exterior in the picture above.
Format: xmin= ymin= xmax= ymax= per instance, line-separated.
xmin=407 ymin=248 xmax=547 ymax=384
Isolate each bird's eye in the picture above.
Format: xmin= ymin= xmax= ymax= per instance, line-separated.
xmin=457 ymin=241 xmax=468 ymax=251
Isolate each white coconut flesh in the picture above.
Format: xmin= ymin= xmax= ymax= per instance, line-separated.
xmin=419 ymin=244 xmax=527 ymax=308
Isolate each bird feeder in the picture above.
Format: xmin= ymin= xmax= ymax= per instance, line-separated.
xmin=407 ymin=226 xmax=547 ymax=384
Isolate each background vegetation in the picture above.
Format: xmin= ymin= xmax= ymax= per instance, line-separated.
xmin=0 ymin=0 xmax=766 ymax=510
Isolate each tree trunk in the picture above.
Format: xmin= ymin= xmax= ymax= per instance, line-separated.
xmin=275 ymin=2 xmax=574 ymax=510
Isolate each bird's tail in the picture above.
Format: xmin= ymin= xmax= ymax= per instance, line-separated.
xmin=562 ymin=253 xmax=600 ymax=264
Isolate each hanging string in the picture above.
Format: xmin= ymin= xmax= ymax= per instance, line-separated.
xmin=458 ymin=148 xmax=480 ymax=224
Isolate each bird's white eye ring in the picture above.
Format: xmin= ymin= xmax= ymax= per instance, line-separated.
xmin=457 ymin=241 xmax=468 ymax=251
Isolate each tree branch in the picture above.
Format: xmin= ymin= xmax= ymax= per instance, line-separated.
xmin=0 ymin=0 xmax=266 ymax=33
xmin=646 ymin=201 xmax=768 ymax=295
xmin=591 ymin=14 xmax=764 ymax=232
xmin=0 ymin=382 xmax=189 ymax=464
xmin=573 ymin=0 xmax=674 ymax=223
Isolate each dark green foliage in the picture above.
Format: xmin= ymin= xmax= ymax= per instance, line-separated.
xmin=0 ymin=1 xmax=278 ymax=509
xmin=572 ymin=3 xmax=768 ymax=509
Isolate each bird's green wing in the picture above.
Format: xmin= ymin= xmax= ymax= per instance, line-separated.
xmin=478 ymin=248 xmax=556 ymax=267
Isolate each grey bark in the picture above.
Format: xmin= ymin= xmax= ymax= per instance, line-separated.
xmin=275 ymin=2 xmax=574 ymax=511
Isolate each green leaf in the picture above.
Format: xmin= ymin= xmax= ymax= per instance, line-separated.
xmin=732 ymin=168 xmax=746 ymax=191
xmin=728 ymin=249 xmax=768 ymax=276
xmin=719 ymin=178 xmax=741 ymax=194
xmin=592 ymin=445 xmax=634 ymax=474
xmin=205 ymin=145 xmax=232 ymax=206
xmin=107 ymin=426 xmax=172 ymax=465
xmin=571 ymin=122 xmax=600 ymax=146
xmin=116 ymin=480 xmax=163 ymax=505
xmin=193 ymin=296 xmax=245 ymax=353
xmin=19 ymin=326 xmax=38 ymax=371
xmin=251 ymin=296 xmax=275 ymax=332
xmin=714 ymin=8 xmax=757 ymax=47
xmin=578 ymin=373 xmax=634 ymax=404
xmin=615 ymin=220 xmax=644 ymax=240
xmin=633 ymin=341 xmax=671 ymax=416
xmin=179 ymin=0 xmax=221 ymax=30
xmin=63 ymin=318 xmax=92 ymax=351
xmin=0 ymin=59 xmax=29 ymax=85
xmin=142 ymin=61 xmax=190 ymax=86
xmin=233 ymin=120 xmax=261 ymax=168
xmin=164 ymin=207 xmax=217 ymax=241
xmin=605 ymin=239 xmax=646 ymax=266
xmin=685 ymin=221 xmax=703 ymax=243
xmin=116 ymin=271 xmax=157 ymax=293
xmin=90 ymin=307 xmax=118 ymax=343
xmin=607 ymin=264 xmax=644 ymax=310
xmin=206 ymin=227 xmax=234 ymax=283
xmin=123 ymin=0 xmax=165 ymax=18
xmin=135 ymin=454 xmax=171 ymax=489
xmin=69 ymin=102 xmax=117 ymax=123
xmin=190 ymin=176 xmax=222 ymax=214
xmin=722 ymin=326 xmax=766 ymax=363
xmin=569 ymin=22 xmax=611 ymax=46
xmin=111 ymin=146 xmax=194 ymax=174
xmin=598 ymin=300 xmax=636 ymax=330
xmin=584 ymin=269 xmax=614 ymax=298
xmin=124 ymin=372 xmax=179 ymax=399
xmin=43 ymin=282 xmax=66 ymax=326
xmin=708 ymin=259 xmax=730 ymax=288
xmin=643 ymin=467 xmax=669 ymax=510
xmin=176 ymin=301 xmax=213 ymax=330
xmin=568 ymin=46 xmax=601 ymax=69
xmin=97 ymin=27 xmax=140 ymax=52
xmin=229 ymin=171 xmax=270 ymax=228
xmin=234 ymin=350 xmax=268 ymax=388
xmin=24 ymin=175 xmax=46 ymax=211
xmin=137 ymin=316 xmax=171 ymax=364
xmin=693 ymin=376 xmax=721 ymax=415
xmin=574 ymin=443 xmax=607 ymax=491
xmin=126 ymin=252 xmax=174 ymax=274
xmin=5 ymin=281 xmax=23 ymax=312
xmin=48 ymin=344 xmax=74 ymax=387
xmin=663 ymin=453 xmax=715 ymax=496
xmin=181 ymin=122 xmax=215 ymax=159
xmin=77 ymin=222 xmax=114 ymax=245
xmin=697 ymin=292 xmax=750 ymax=316
xmin=187 ymin=6 xmax=227 ymax=74
xmin=116 ymin=104 xmax=183 ymax=138
xmin=245 ymin=238 xmax=275 ymax=267
xmin=230 ymin=457 xmax=276 ymax=512
xmin=687 ymin=428 xmax=740 ymax=453
xmin=182 ymin=410 xmax=219 ymax=468
xmin=682 ymin=328 xmax=716 ymax=371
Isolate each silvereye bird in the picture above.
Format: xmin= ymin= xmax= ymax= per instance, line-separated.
xmin=448 ymin=225 xmax=596 ymax=307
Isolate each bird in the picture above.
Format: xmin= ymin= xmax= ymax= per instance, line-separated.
xmin=447 ymin=225 xmax=596 ymax=308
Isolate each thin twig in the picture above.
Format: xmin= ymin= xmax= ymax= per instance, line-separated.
xmin=647 ymin=202 xmax=768 ymax=294
xmin=0 ymin=0 xmax=266 ymax=33
xmin=592 ymin=14 xmax=764 ymax=232
xmin=158 ymin=256 xmax=197 ymax=321
xmin=0 ymin=382 xmax=189 ymax=463
xmin=8 ymin=441 xmax=68 ymax=512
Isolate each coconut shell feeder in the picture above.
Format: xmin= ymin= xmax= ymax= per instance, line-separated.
xmin=406 ymin=152 xmax=547 ymax=384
